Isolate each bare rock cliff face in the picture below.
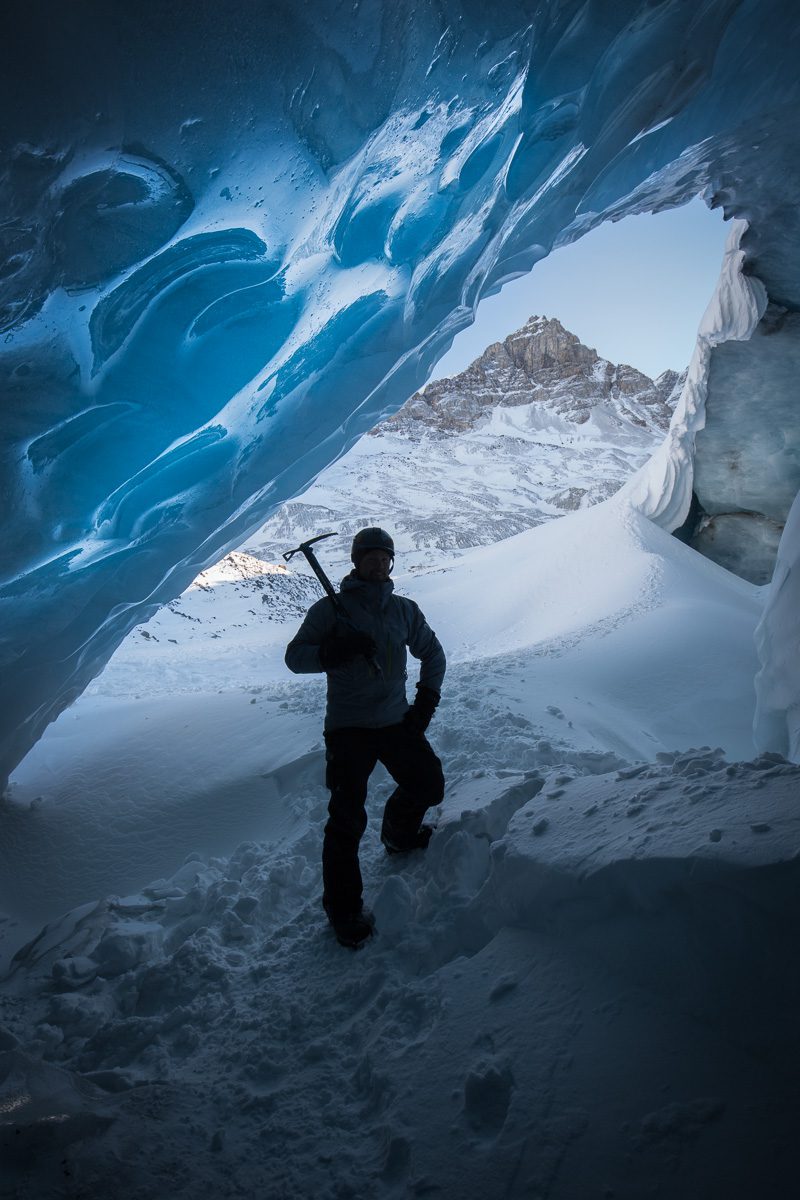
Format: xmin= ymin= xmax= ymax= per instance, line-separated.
xmin=385 ymin=316 xmax=679 ymax=435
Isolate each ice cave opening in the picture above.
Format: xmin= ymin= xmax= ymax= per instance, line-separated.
xmin=2 ymin=0 xmax=799 ymax=790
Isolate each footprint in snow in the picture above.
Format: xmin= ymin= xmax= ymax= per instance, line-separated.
xmin=463 ymin=1061 xmax=515 ymax=1137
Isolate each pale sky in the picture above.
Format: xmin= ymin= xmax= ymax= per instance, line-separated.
xmin=430 ymin=196 xmax=728 ymax=382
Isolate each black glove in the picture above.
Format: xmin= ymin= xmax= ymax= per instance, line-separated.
xmin=319 ymin=630 xmax=377 ymax=669
xmin=403 ymin=684 xmax=440 ymax=734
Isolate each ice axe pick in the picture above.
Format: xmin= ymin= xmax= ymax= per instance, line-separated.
xmin=283 ymin=532 xmax=345 ymax=614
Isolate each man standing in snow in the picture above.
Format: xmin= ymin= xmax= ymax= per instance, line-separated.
xmin=285 ymin=527 xmax=446 ymax=948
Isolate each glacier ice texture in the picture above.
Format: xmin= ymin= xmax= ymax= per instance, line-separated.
xmin=2 ymin=0 xmax=800 ymax=784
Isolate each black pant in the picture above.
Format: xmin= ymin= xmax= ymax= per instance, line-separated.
xmin=322 ymin=723 xmax=445 ymax=916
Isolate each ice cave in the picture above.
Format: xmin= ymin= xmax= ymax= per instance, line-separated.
xmin=1 ymin=2 xmax=799 ymax=1196
xmin=2 ymin=0 xmax=799 ymax=786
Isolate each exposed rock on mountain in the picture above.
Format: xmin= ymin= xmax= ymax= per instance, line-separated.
xmin=386 ymin=316 xmax=679 ymax=436
xmin=188 ymin=552 xmax=320 ymax=622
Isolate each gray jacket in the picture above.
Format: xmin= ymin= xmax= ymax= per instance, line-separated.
xmin=284 ymin=574 xmax=446 ymax=731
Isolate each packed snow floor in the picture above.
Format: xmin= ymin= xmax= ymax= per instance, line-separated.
xmin=1 ymin=499 xmax=798 ymax=1199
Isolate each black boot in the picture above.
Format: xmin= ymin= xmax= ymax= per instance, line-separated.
xmin=381 ymin=823 xmax=435 ymax=856
xmin=323 ymin=897 xmax=375 ymax=948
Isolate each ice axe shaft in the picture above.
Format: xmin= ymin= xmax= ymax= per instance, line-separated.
xmin=283 ymin=532 xmax=383 ymax=676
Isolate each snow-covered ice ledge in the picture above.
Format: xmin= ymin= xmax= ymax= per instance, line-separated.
xmin=619 ymin=219 xmax=767 ymax=533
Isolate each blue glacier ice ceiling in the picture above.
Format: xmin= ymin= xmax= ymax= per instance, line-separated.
xmin=1 ymin=0 xmax=800 ymax=786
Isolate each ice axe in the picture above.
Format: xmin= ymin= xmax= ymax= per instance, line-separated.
xmin=283 ymin=532 xmax=383 ymax=676
xmin=283 ymin=532 xmax=343 ymax=611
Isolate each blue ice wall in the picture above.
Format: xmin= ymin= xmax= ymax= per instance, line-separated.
xmin=1 ymin=0 xmax=799 ymax=784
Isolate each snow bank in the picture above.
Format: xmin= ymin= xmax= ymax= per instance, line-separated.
xmin=1 ymin=696 xmax=321 ymax=928
xmin=406 ymin=497 xmax=659 ymax=659
xmin=407 ymin=495 xmax=762 ymax=760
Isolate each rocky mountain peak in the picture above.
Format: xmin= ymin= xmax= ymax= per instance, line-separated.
xmin=383 ymin=314 xmax=681 ymax=436
xmin=494 ymin=315 xmax=598 ymax=377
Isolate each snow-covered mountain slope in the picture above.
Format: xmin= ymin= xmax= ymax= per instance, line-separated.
xmin=2 ymin=495 xmax=797 ymax=1199
xmin=82 ymin=552 xmax=320 ymax=698
xmin=245 ymin=316 xmax=683 ymax=577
